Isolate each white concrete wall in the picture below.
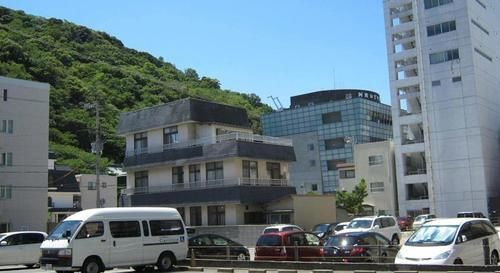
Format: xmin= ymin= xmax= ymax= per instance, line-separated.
xmin=76 ymin=174 xmax=118 ymax=208
xmin=0 ymin=76 xmax=49 ymax=232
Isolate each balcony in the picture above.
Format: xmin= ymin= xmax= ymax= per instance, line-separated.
xmin=403 ymin=152 xmax=427 ymax=176
xmin=120 ymin=177 xmax=296 ymax=207
xmin=123 ymin=133 xmax=296 ymax=169
xmin=121 ymin=177 xmax=289 ymax=195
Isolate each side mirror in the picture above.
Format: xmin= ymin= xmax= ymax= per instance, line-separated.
xmin=373 ymin=225 xmax=380 ymax=229
xmin=0 ymin=241 xmax=7 ymax=246
xmin=461 ymin=235 xmax=467 ymax=242
xmin=63 ymin=230 xmax=72 ymax=239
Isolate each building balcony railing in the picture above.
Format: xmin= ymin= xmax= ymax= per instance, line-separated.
xmin=402 ymin=138 xmax=424 ymax=145
xmin=121 ymin=177 xmax=289 ymax=195
xmin=405 ymin=168 xmax=427 ymax=176
xmin=126 ymin=132 xmax=292 ymax=157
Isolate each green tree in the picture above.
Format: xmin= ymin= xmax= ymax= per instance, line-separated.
xmin=336 ymin=178 xmax=368 ymax=215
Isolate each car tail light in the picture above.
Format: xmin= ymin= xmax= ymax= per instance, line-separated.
xmin=350 ymin=247 xmax=365 ymax=256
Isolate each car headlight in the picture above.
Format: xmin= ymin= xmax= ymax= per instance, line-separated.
xmin=58 ymin=249 xmax=72 ymax=257
xmin=434 ymin=250 xmax=451 ymax=260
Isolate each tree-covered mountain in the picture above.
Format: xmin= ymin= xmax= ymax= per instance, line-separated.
xmin=0 ymin=6 xmax=273 ymax=173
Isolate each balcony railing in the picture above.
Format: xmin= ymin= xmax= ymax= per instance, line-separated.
xmin=405 ymin=168 xmax=427 ymax=175
xmin=126 ymin=132 xmax=293 ymax=157
xmin=121 ymin=177 xmax=289 ymax=195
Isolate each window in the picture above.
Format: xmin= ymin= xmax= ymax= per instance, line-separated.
xmin=369 ymin=155 xmax=384 ymax=166
xmin=206 ymin=161 xmax=223 ymax=181
xmin=142 ymin=220 xmax=149 ymax=236
xmin=172 ymin=166 xmax=184 ymax=184
xmin=177 ymin=207 xmax=185 ymax=221
xmin=471 ymin=19 xmax=489 ymax=35
xmin=427 ymin=20 xmax=456 ymax=37
xmin=149 ymin=220 xmax=184 ymax=236
xmin=134 ymin=171 xmax=149 ymax=188
xmin=109 ymin=221 xmax=141 ymax=238
xmin=322 ymin=111 xmax=341 ymax=124
xmin=101 ymin=182 xmax=107 ymax=188
xmin=307 ymin=144 xmax=315 ymax=151
xmin=429 ymin=49 xmax=459 ymax=64
xmin=452 ymin=76 xmax=462 ymax=82
xmin=0 ymin=185 xmax=12 ymax=199
xmin=208 ymin=205 xmax=225 ymax=225
xmin=339 ymin=169 xmax=355 ymax=179
xmin=190 ymin=206 xmax=202 ymax=226
xmin=370 ymin=182 xmax=385 ymax=192
xmin=325 ymin=138 xmax=345 ymax=150
xmin=432 ymin=80 xmax=441 ymax=86
xmin=73 ymin=195 xmax=81 ymax=208
xmin=266 ymin=162 xmax=281 ymax=179
xmin=134 ymin=132 xmax=148 ymax=153
xmin=475 ymin=0 xmax=486 ymax=9
xmin=1 ymin=152 xmax=13 ymax=166
xmin=311 ymin=184 xmax=318 ymax=191
xmin=189 ymin=164 xmax=201 ymax=182
xmin=242 ymin=160 xmax=258 ymax=179
xmin=1 ymin=120 xmax=13 ymax=134
xmin=424 ymin=0 xmax=453 ymax=9
xmin=326 ymin=159 xmax=345 ymax=171
xmin=87 ymin=181 xmax=96 ymax=190
xmin=163 ymin=126 xmax=178 ymax=145
xmin=2 ymin=89 xmax=6 ymax=101
xmin=76 ymin=222 xmax=104 ymax=239
xmin=21 ymin=233 xmax=45 ymax=244
xmin=474 ymin=48 xmax=492 ymax=62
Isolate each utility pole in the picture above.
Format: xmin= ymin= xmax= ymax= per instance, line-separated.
xmin=95 ymin=101 xmax=101 ymax=208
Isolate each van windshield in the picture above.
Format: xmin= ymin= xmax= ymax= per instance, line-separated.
xmin=406 ymin=225 xmax=458 ymax=246
xmin=47 ymin=220 xmax=82 ymax=240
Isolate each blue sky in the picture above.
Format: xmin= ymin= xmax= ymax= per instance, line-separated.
xmin=0 ymin=0 xmax=391 ymax=108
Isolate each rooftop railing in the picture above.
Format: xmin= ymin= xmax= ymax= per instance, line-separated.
xmin=121 ymin=177 xmax=289 ymax=195
xmin=126 ymin=132 xmax=292 ymax=157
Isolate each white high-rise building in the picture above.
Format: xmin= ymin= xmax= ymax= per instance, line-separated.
xmin=384 ymin=0 xmax=500 ymax=217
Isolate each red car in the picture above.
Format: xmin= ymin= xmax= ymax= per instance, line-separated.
xmin=397 ymin=216 xmax=413 ymax=231
xmin=255 ymin=231 xmax=323 ymax=261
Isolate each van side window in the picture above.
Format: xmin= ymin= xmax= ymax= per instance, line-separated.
xmin=149 ymin=220 xmax=184 ymax=236
xmin=482 ymin=221 xmax=497 ymax=235
xmin=76 ymin=222 xmax=104 ymax=239
xmin=110 ymin=221 xmax=141 ymax=238
xmin=2 ymin=234 xmax=22 ymax=245
xmin=469 ymin=221 xmax=488 ymax=239
xmin=142 ymin=220 xmax=150 ymax=237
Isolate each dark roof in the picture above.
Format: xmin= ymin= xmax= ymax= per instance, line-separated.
xmin=290 ymin=89 xmax=381 ymax=108
xmin=48 ymin=167 xmax=79 ymax=192
xmin=116 ymin=98 xmax=250 ymax=135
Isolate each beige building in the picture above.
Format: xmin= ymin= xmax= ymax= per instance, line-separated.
xmin=338 ymin=140 xmax=398 ymax=216
xmin=0 ymin=76 xmax=49 ymax=232
xmin=117 ymin=98 xmax=298 ymax=226
xmin=76 ymin=174 xmax=118 ymax=209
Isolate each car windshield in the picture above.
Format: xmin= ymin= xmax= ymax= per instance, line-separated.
xmin=406 ymin=225 xmax=458 ymax=246
xmin=263 ymin=228 xmax=279 ymax=234
xmin=47 ymin=220 xmax=82 ymax=240
xmin=257 ymin=235 xmax=282 ymax=246
xmin=347 ymin=220 xmax=372 ymax=229
xmin=312 ymin=224 xmax=329 ymax=233
xmin=325 ymin=236 xmax=357 ymax=247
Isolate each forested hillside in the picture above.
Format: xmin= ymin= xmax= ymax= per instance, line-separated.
xmin=0 ymin=6 xmax=272 ymax=173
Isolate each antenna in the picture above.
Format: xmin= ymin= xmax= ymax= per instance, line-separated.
xmin=268 ymin=96 xmax=284 ymax=111
xmin=333 ymin=68 xmax=336 ymax=89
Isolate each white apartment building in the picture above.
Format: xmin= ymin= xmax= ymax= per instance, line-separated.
xmin=338 ymin=140 xmax=398 ymax=216
xmin=384 ymin=0 xmax=500 ymax=217
xmin=0 ymin=76 xmax=49 ymax=232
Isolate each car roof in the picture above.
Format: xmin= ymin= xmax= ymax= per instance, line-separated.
xmin=331 ymin=231 xmax=380 ymax=237
xmin=0 ymin=231 xmax=47 ymax=236
xmin=260 ymin=230 xmax=308 ymax=236
xmin=265 ymin=224 xmax=300 ymax=229
xmin=422 ymin=218 xmax=487 ymax=226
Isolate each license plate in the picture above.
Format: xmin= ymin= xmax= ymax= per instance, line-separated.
xmin=44 ymin=264 xmax=53 ymax=270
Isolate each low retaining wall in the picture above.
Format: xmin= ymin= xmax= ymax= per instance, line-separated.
xmin=190 ymin=225 xmax=267 ymax=246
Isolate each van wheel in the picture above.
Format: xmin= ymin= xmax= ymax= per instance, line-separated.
xmin=491 ymin=251 xmax=499 ymax=265
xmin=24 ymin=264 xmax=35 ymax=268
xmin=157 ymin=252 xmax=173 ymax=271
xmin=133 ymin=266 xmax=146 ymax=272
xmin=454 ymin=258 xmax=463 ymax=264
xmin=391 ymin=235 xmax=400 ymax=245
xmin=236 ymin=252 xmax=247 ymax=261
xmin=82 ymin=257 xmax=102 ymax=273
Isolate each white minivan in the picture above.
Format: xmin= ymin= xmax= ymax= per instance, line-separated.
xmin=40 ymin=207 xmax=188 ymax=273
xmin=396 ymin=218 xmax=500 ymax=265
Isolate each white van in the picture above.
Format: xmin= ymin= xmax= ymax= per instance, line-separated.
xmin=40 ymin=207 xmax=188 ymax=273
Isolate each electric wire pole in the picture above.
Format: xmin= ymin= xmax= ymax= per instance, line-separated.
xmin=95 ymin=101 xmax=101 ymax=208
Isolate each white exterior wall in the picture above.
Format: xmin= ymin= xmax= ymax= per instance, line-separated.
xmin=0 ymin=76 xmax=49 ymax=232
xmin=384 ymin=0 xmax=500 ymax=217
xmin=76 ymin=174 xmax=118 ymax=209
xmin=49 ymin=192 xmax=75 ymax=208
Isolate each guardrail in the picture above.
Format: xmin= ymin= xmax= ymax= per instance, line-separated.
xmin=126 ymin=132 xmax=293 ymax=157
xmin=121 ymin=177 xmax=289 ymax=195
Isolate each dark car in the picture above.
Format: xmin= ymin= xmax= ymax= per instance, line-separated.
xmin=311 ymin=223 xmax=338 ymax=239
xmin=255 ymin=231 xmax=323 ymax=261
xmin=397 ymin=216 xmax=413 ymax=231
xmin=188 ymin=234 xmax=249 ymax=260
xmin=323 ymin=232 xmax=399 ymax=263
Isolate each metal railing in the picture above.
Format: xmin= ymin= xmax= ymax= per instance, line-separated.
xmin=126 ymin=132 xmax=293 ymax=157
xmin=405 ymin=168 xmax=427 ymax=175
xmin=121 ymin=177 xmax=289 ymax=195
